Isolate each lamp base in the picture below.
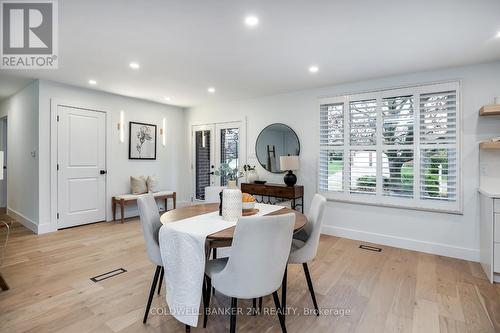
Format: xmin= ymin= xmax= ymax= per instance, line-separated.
xmin=283 ymin=170 xmax=297 ymax=187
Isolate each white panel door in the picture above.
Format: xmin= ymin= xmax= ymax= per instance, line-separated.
xmin=57 ymin=106 xmax=106 ymax=228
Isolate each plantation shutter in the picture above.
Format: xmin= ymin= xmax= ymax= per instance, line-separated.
xmin=318 ymin=82 xmax=460 ymax=213
xmin=349 ymin=99 xmax=377 ymax=146
xmin=419 ymin=90 xmax=458 ymax=202
xmin=319 ymin=102 xmax=344 ymax=192
xmin=381 ymin=96 xmax=415 ymax=198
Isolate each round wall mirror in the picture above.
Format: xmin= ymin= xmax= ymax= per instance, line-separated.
xmin=255 ymin=123 xmax=300 ymax=173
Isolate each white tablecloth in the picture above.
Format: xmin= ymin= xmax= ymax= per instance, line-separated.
xmin=158 ymin=203 xmax=284 ymax=327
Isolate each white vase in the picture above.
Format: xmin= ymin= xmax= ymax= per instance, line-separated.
xmin=247 ymin=170 xmax=259 ymax=183
xmin=222 ymin=188 xmax=242 ymax=222
xmin=227 ymin=180 xmax=237 ymax=189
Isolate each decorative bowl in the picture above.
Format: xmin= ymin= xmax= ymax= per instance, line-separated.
xmin=242 ymin=201 xmax=255 ymax=210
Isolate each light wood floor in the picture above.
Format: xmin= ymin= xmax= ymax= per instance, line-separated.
xmin=1 ymin=218 xmax=500 ymax=333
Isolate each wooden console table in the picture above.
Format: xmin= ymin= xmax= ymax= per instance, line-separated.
xmin=241 ymin=183 xmax=304 ymax=213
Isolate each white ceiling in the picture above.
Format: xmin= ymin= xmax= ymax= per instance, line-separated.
xmin=1 ymin=0 xmax=500 ymax=107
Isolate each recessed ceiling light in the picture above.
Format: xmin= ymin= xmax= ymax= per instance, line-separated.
xmin=88 ymin=79 xmax=97 ymax=85
xmin=309 ymin=65 xmax=319 ymax=73
xmin=207 ymin=87 xmax=216 ymax=94
xmin=129 ymin=62 xmax=140 ymax=69
xmin=244 ymin=15 xmax=259 ymax=27
xmin=164 ymin=96 xmax=171 ymax=101
xmin=496 ymin=31 xmax=500 ymax=38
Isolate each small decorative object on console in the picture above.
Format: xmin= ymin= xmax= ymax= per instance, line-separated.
xmin=280 ymin=155 xmax=299 ymax=187
xmin=243 ymin=164 xmax=259 ymax=183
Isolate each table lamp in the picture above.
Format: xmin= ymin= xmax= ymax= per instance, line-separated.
xmin=280 ymin=155 xmax=299 ymax=187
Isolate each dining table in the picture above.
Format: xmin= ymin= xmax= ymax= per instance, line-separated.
xmin=158 ymin=203 xmax=308 ymax=328
xmin=160 ymin=203 xmax=307 ymax=246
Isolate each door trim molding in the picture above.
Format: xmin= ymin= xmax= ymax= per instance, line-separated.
xmin=190 ymin=118 xmax=247 ymax=202
xmin=49 ymin=99 xmax=109 ymax=232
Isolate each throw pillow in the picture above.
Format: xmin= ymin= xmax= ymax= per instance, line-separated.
xmin=147 ymin=175 xmax=159 ymax=193
xmin=130 ymin=176 xmax=147 ymax=194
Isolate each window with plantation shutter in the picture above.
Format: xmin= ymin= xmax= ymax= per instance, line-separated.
xmin=318 ymin=82 xmax=461 ymax=213
xmin=319 ymin=103 xmax=344 ymax=192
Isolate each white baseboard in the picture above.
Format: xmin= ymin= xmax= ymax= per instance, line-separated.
xmin=7 ymin=208 xmax=38 ymax=234
xmin=322 ymin=225 xmax=479 ymax=262
xmin=37 ymin=223 xmax=57 ymax=234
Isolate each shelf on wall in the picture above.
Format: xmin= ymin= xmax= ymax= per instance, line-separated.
xmin=479 ymin=105 xmax=500 ymax=116
xmin=480 ymin=141 xmax=500 ymax=150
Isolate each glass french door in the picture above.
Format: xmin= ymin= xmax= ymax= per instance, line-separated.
xmin=192 ymin=121 xmax=244 ymax=201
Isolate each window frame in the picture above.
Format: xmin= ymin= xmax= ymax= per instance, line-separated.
xmin=318 ymin=81 xmax=462 ymax=214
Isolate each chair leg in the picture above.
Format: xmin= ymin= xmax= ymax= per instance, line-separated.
xmin=252 ymin=298 xmax=257 ymax=315
xmin=185 ymin=325 xmax=190 ymax=332
xmin=212 ymin=248 xmax=217 ymax=295
xmin=302 ymin=263 xmax=319 ymax=315
xmin=230 ymin=297 xmax=238 ymax=333
xmin=0 ymin=272 xmax=9 ymax=291
xmin=258 ymin=297 xmax=263 ymax=312
xmin=143 ymin=266 xmax=161 ymax=324
xmin=202 ymin=278 xmax=207 ymax=327
xmin=282 ymin=266 xmax=287 ymax=320
xmin=272 ymin=291 xmax=287 ymax=333
xmin=157 ymin=267 xmax=164 ymax=295
xmin=204 ymin=275 xmax=211 ymax=328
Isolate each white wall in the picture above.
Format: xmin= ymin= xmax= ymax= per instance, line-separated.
xmin=37 ymin=80 xmax=189 ymax=233
xmin=188 ymin=61 xmax=500 ymax=261
xmin=0 ymin=81 xmax=39 ymax=231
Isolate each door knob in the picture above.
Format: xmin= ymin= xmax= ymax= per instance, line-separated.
xmin=208 ymin=171 xmax=214 ymax=175
xmin=100 ymin=170 xmax=107 ymax=175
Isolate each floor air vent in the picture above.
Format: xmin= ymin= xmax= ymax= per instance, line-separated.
xmin=90 ymin=268 xmax=127 ymax=282
xmin=359 ymin=245 xmax=382 ymax=252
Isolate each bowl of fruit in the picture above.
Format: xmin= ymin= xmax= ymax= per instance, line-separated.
xmin=242 ymin=193 xmax=256 ymax=210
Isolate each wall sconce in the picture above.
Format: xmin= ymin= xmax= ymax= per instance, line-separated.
xmin=161 ymin=118 xmax=166 ymax=146
xmin=118 ymin=111 xmax=124 ymax=143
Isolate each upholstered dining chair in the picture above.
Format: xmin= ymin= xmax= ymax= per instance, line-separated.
xmin=137 ymin=194 xmax=165 ymax=324
xmin=282 ymin=194 xmax=326 ymax=316
xmin=203 ymin=213 xmax=296 ymax=333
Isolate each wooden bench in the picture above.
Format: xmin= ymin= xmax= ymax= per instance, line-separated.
xmin=112 ymin=191 xmax=176 ymax=223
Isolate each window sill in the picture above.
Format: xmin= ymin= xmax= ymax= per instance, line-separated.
xmin=321 ymin=192 xmax=463 ymax=215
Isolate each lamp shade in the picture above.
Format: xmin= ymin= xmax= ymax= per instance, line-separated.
xmin=280 ymin=155 xmax=299 ymax=171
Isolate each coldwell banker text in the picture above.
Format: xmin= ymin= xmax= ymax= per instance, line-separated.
xmin=1 ymin=0 xmax=58 ymax=69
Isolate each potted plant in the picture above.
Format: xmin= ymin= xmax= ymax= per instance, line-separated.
xmin=214 ymin=162 xmax=241 ymax=188
xmin=243 ymin=164 xmax=259 ymax=183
